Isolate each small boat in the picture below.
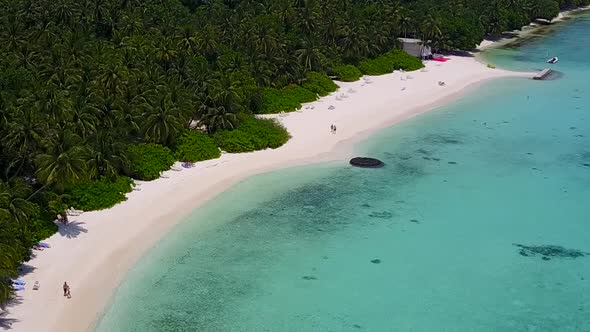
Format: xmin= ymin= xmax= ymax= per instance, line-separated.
xmin=547 ymin=57 xmax=558 ymax=64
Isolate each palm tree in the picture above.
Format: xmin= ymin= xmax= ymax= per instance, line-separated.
xmin=295 ymin=37 xmax=323 ymax=71
xmin=177 ymin=25 xmax=197 ymax=55
xmin=0 ymin=234 xmax=21 ymax=304
xmin=87 ymin=131 xmax=129 ymax=178
xmin=200 ymin=106 xmax=238 ymax=134
xmin=198 ymin=77 xmax=241 ymax=133
xmin=143 ymin=95 xmax=182 ymax=146
xmin=338 ymin=24 xmax=369 ymax=62
xmin=2 ymin=107 xmax=45 ymax=179
xmin=69 ymin=96 xmax=99 ymax=139
xmin=99 ymin=63 xmax=128 ymax=96
xmin=0 ymin=179 xmax=36 ymax=224
xmin=0 ymin=16 xmax=27 ymax=52
xmin=398 ymin=9 xmax=414 ymax=38
xmin=33 ymin=130 xmax=88 ymax=195
xmin=194 ymin=25 xmax=220 ymax=62
xmin=421 ymin=14 xmax=443 ymax=49
xmin=30 ymin=85 xmax=73 ymax=126
xmin=53 ymin=0 xmax=78 ymax=27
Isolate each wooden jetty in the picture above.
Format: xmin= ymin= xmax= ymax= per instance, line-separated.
xmin=533 ymin=68 xmax=552 ymax=80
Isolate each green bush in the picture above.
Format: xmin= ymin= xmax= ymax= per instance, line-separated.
xmin=213 ymin=129 xmax=258 ymax=152
xmin=260 ymin=85 xmax=317 ymax=114
xmin=357 ymin=50 xmax=424 ymax=75
xmin=127 ymin=143 xmax=176 ymax=180
xmin=301 ymin=72 xmax=339 ymax=96
xmin=333 ymin=64 xmax=362 ymax=82
xmin=175 ymin=130 xmax=220 ymax=162
xmin=214 ymin=116 xmax=290 ymax=153
xmin=29 ymin=218 xmax=59 ymax=242
xmin=69 ymin=176 xmax=134 ymax=211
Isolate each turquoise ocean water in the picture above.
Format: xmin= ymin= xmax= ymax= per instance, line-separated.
xmin=96 ymin=13 xmax=590 ymax=332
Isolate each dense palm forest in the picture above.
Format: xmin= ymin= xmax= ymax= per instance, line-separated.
xmin=1 ymin=0 xmax=589 ymax=305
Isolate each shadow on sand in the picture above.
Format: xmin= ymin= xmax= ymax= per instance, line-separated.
xmin=16 ymin=264 xmax=36 ymax=277
xmin=57 ymin=220 xmax=88 ymax=239
xmin=0 ymin=296 xmax=22 ymax=330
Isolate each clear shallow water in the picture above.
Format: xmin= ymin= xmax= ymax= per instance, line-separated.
xmin=96 ymin=14 xmax=590 ymax=332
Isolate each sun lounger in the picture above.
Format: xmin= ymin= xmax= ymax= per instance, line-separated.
xmin=33 ymin=281 xmax=40 ymax=290
xmin=14 ymin=285 xmax=25 ymax=291
xmin=12 ymin=279 xmax=25 ymax=285
xmin=160 ymin=174 xmax=170 ymax=178
xmin=133 ymin=187 xmax=141 ymax=191
xmin=171 ymin=166 xmax=182 ymax=172
xmin=67 ymin=207 xmax=83 ymax=216
xmin=38 ymin=242 xmax=51 ymax=248
xmin=328 ymin=105 xmax=335 ymax=110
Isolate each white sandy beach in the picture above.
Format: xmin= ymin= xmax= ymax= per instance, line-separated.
xmin=3 ymin=55 xmax=530 ymax=331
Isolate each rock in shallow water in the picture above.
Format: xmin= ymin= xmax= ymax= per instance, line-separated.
xmin=350 ymin=157 xmax=384 ymax=168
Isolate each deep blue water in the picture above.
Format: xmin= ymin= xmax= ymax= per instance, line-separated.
xmin=96 ymin=13 xmax=590 ymax=332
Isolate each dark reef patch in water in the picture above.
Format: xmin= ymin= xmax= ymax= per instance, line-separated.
xmin=368 ymin=211 xmax=393 ymax=219
xmin=390 ymin=159 xmax=426 ymax=178
xmin=416 ymin=148 xmax=431 ymax=155
xmin=514 ymin=244 xmax=589 ymax=260
xmin=302 ymin=276 xmax=318 ymax=280
xmin=423 ymin=133 xmax=464 ymax=145
xmin=370 ymin=259 xmax=381 ymax=264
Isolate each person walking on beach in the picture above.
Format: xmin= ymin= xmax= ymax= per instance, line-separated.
xmin=63 ymin=282 xmax=69 ymax=296
xmin=333 ymin=125 xmax=337 ymax=134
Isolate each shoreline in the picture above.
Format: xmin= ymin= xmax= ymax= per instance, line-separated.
xmin=476 ymin=5 xmax=590 ymax=51
xmin=3 ymin=56 xmax=530 ymax=331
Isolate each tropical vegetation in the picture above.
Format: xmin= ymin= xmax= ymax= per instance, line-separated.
xmin=175 ymin=130 xmax=221 ymax=162
xmin=1 ymin=0 xmax=588 ymax=305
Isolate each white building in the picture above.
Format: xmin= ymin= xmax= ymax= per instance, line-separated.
xmin=398 ymin=38 xmax=432 ymax=59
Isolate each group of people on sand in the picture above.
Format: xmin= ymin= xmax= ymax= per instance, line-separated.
xmin=63 ymin=282 xmax=71 ymax=298
xmin=330 ymin=124 xmax=337 ymax=134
